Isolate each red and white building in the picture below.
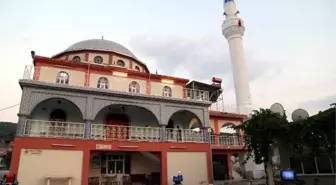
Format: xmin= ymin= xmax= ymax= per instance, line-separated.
xmin=9 ymin=39 xmax=247 ymax=185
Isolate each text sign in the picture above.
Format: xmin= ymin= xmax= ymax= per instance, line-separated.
xmin=96 ymin=144 xmax=112 ymax=150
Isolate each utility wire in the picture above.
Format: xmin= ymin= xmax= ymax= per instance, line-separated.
xmin=0 ymin=104 xmax=20 ymax=112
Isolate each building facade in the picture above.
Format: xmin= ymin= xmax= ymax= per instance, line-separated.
xmin=9 ymin=39 xmax=246 ymax=185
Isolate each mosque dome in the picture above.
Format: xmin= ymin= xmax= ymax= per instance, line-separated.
xmin=52 ymin=39 xmax=137 ymax=59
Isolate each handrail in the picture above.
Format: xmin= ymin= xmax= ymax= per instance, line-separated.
xmin=22 ymin=119 xmax=243 ymax=146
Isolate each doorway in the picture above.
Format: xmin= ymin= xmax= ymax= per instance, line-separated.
xmin=105 ymin=113 xmax=129 ymax=140
xmin=165 ymin=119 xmax=182 ymax=141
xmin=212 ymin=154 xmax=229 ymax=181
xmin=48 ymin=109 xmax=67 ymax=136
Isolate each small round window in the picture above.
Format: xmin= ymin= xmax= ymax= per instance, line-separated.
xmin=135 ymin=66 xmax=140 ymax=71
xmin=94 ymin=56 xmax=103 ymax=64
xmin=72 ymin=56 xmax=81 ymax=62
xmin=117 ymin=60 xmax=125 ymax=67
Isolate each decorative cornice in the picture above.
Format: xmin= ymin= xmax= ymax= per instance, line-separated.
xmin=19 ymin=79 xmax=212 ymax=107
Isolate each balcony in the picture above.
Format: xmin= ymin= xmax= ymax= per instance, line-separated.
xmin=91 ymin=124 xmax=162 ymax=142
xmin=22 ymin=65 xmax=210 ymax=102
xmin=22 ymin=120 xmax=243 ymax=147
xmin=210 ymin=135 xmax=244 ymax=147
xmin=23 ymin=120 xmax=85 ymax=139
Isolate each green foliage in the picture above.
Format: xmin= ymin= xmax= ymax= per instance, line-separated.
xmin=0 ymin=122 xmax=17 ymax=143
xmin=233 ymin=108 xmax=288 ymax=164
xmin=233 ymin=106 xmax=336 ymax=164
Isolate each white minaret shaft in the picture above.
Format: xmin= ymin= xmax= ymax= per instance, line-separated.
xmin=222 ymin=0 xmax=265 ymax=173
xmin=222 ymin=0 xmax=252 ymax=114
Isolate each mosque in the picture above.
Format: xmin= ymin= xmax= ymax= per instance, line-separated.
xmin=8 ymin=0 xmax=256 ymax=185
xmin=10 ymin=37 xmax=246 ymax=185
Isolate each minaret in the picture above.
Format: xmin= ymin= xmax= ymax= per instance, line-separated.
xmin=222 ymin=0 xmax=252 ymax=114
xmin=222 ymin=0 xmax=265 ymax=174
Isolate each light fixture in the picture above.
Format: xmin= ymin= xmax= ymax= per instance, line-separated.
xmin=112 ymin=71 xmax=128 ymax=77
xmin=161 ymin=79 xmax=174 ymax=84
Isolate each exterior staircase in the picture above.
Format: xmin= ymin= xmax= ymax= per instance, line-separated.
xmin=140 ymin=152 xmax=160 ymax=163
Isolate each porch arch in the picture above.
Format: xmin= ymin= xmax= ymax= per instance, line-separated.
xmin=162 ymin=107 xmax=205 ymax=127
xmin=92 ymin=103 xmax=160 ymax=126
xmin=220 ymin=123 xmax=238 ymax=135
xmin=29 ymin=97 xmax=84 ymax=122
xmin=166 ymin=110 xmax=203 ymax=129
xmin=19 ymin=93 xmax=86 ymax=119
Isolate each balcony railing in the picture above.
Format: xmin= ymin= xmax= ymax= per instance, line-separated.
xmin=210 ymin=135 xmax=244 ymax=147
xmin=166 ymin=128 xmax=206 ymax=143
xmin=22 ymin=120 xmax=244 ymax=147
xmin=184 ymin=88 xmax=209 ymax=101
xmin=91 ymin=124 xmax=161 ymax=142
xmin=22 ymin=65 xmax=210 ymax=102
xmin=23 ymin=119 xmax=85 ymax=139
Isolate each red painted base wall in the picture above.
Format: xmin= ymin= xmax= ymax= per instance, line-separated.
xmin=10 ymin=137 xmax=214 ymax=185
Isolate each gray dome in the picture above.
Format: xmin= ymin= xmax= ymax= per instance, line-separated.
xmin=53 ymin=39 xmax=137 ymax=59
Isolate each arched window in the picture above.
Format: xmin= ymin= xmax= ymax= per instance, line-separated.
xmin=94 ymin=56 xmax=103 ymax=64
xmin=56 ymin=71 xmax=69 ymax=84
xmin=135 ymin=66 xmax=140 ymax=71
xmin=162 ymin=86 xmax=172 ymax=97
xmin=97 ymin=77 xmax=109 ymax=89
xmin=128 ymin=81 xmax=140 ymax=93
xmin=117 ymin=60 xmax=125 ymax=67
xmin=72 ymin=56 xmax=81 ymax=62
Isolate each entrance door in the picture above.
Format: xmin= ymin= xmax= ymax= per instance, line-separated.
xmin=213 ymin=154 xmax=229 ymax=181
xmin=105 ymin=114 xmax=129 ymax=140
xmin=48 ymin=109 xmax=67 ymax=137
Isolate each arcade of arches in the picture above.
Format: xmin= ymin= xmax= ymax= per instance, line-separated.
xmin=28 ymin=98 xmax=205 ymax=131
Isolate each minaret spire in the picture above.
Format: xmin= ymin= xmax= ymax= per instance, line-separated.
xmin=222 ymin=0 xmax=252 ymax=115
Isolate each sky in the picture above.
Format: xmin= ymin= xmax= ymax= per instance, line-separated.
xmin=0 ymin=0 xmax=335 ymax=122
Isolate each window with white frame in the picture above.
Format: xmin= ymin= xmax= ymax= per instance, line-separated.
xmin=289 ymin=154 xmax=335 ymax=174
xmin=56 ymin=71 xmax=69 ymax=84
xmin=100 ymin=155 xmax=130 ymax=175
xmin=162 ymin=86 xmax=172 ymax=97
xmin=128 ymin=81 xmax=140 ymax=93
xmin=97 ymin=77 xmax=109 ymax=89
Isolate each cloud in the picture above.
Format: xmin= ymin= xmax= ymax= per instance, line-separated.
xmin=129 ymin=34 xmax=335 ymax=119
xmin=298 ymin=93 xmax=336 ymax=115
xmin=129 ymin=34 xmax=282 ymax=87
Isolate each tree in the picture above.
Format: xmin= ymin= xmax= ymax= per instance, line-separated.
xmin=233 ymin=108 xmax=288 ymax=185
xmin=233 ymin=106 xmax=335 ymax=185
xmin=286 ymin=106 xmax=335 ymax=157
xmin=0 ymin=122 xmax=17 ymax=142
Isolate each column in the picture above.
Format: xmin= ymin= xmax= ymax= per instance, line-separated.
xmin=227 ymin=154 xmax=233 ymax=180
xmin=84 ymin=120 xmax=93 ymax=139
xmin=206 ymin=151 xmax=214 ymax=184
xmin=202 ymin=127 xmax=211 ymax=143
xmin=160 ymin=125 xmax=166 ymax=142
xmin=161 ymin=151 xmax=168 ymax=185
xmin=16 ymin=114 xmax=28 ymax=136
xmin=81 ymin=149 xmax=90 ymax=185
